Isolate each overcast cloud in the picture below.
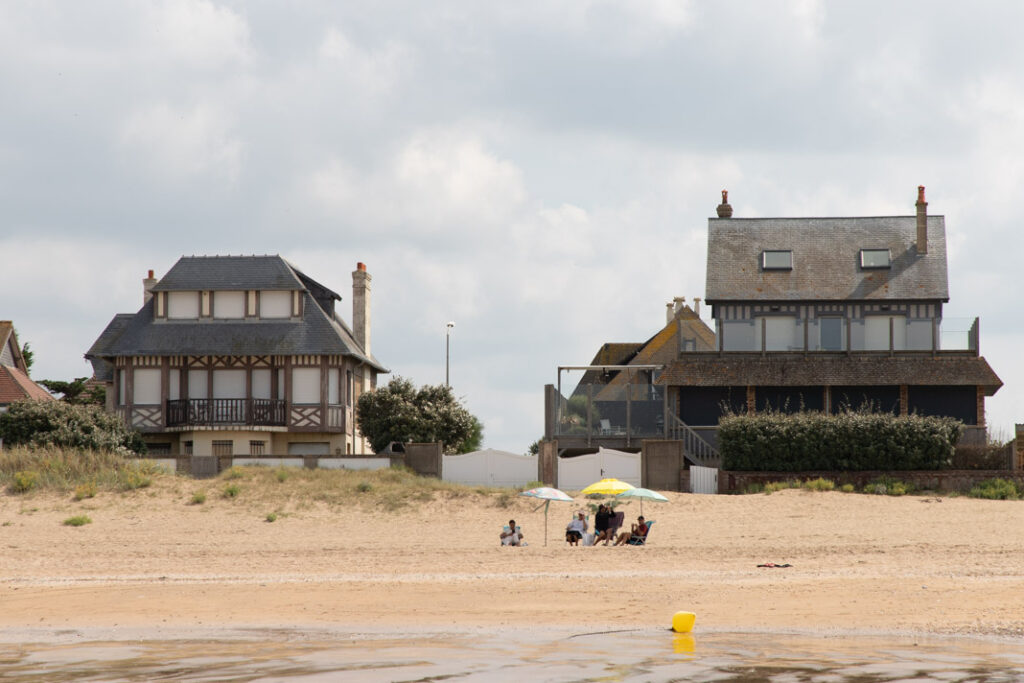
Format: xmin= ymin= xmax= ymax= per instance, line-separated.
xmin=3 ymin=0 xmax=1022 ymax=450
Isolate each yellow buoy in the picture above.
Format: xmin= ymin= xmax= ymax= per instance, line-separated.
xmin=671 ymin=611 xmax=696 ymax=633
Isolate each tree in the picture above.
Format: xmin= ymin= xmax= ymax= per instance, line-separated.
xmin=39 ymin=377 xmax=106 ymax=406
xmin=0 ymin=399 xmax=146 ymax=455
xmin=356 ymin=376 xmax=481 ymax=454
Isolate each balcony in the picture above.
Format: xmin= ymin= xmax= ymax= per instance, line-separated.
xmin=166 ymin=399 xmax=287 ymax=427
xmin=712 ymin=317 xmax=980 ymax=353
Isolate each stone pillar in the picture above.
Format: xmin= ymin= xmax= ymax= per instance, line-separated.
xmin=899 ymin=385 xmax=909 ymax=415
xmin=746 ymin=386 xmax=756 ymax=415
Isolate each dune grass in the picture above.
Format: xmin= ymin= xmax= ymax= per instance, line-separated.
xmin=0 ymin=446 xmax=163 ymax=494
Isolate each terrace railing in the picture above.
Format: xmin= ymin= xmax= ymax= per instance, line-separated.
xmin=166 ymin=399 xmax=287 ymax=427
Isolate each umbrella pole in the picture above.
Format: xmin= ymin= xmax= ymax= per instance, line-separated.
xmin=544 ymin=500 xmax=549 ymax=546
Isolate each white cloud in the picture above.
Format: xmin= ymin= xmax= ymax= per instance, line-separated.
xmin=120 ymin=102 xmax=243 ymax=183
xmin=142 ymin=0 xmax=252 ymax=68
xmin=318 ymin=26 xmax=411 ymax=97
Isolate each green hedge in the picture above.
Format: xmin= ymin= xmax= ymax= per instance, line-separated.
xmin=0 ymin=399 xmax=146 ymax=455
xmin=719 ymin=411 xmax=962 ymax=471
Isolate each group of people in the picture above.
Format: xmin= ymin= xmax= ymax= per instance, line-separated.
xmin=565 ymin=505 xmax=648 ymax=546
xmin=499 ymin=507 xmax=649 ymax=547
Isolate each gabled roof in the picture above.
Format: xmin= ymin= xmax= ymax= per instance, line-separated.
xmin=705 ymin=216 xmax=949 ymax=303
xmin=0 ymin=364 xmax=55 ymax=404
xmin=0 ymin=321 xmax=28 ymax=373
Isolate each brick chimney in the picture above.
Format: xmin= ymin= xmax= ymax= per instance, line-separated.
xmin=693 ymin=297 xmax=701 ymax=316
xmin=916 ymin=185 xmax=928 ymax=255
xmin=352 ymin=262 xmax=371 ymax=356
xmin=143 ymin=269 xmax=157 ymax=304
xmin=716 ymin=189 xmax=733 ymax=218
xmin=666 ymin=302 xmax=674 ymax=325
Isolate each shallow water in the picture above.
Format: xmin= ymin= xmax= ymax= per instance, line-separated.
xmin=2 ymin=627 xmax=1024 ymax=682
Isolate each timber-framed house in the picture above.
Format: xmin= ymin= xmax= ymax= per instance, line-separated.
xmin=86 ymin=256 xmax=387 ymax=457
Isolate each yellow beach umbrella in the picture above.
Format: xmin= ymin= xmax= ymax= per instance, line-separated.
xmin=580 ymin=478 xmax=635 ymax=496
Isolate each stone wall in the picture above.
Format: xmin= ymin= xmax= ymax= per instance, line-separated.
xmin=720 ymin=469 xmax=1024 ymax=494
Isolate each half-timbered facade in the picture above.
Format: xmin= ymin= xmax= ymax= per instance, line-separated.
xmin=86 ymin=256 xmax=387 ymax=456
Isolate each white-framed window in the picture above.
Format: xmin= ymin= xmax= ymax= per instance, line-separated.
xmin=188 ymin=369 xmax=208 ymax=400
xmin=328 ymin=368 xmax=340 ymax=405
xmin=860 ymin=249 xmax=891 ymax=269
xmin=292 ymin=367 xmax=321 ymax=404
xmin=252 ymin=369 xmax=272 ymax=400
xmin=167 ymin=291 xmax=200 ymax=319
xmin=213 ymin=291 xmax=245 ymax=319
xmin=133 ymin=368 xmax=161 ymax=405
xmin=261 ymin=291 xmax=292 ymax=318
xmin=762 ymin=250 xmax=793 ymax=270
xmin=212 ymin=369 xmax=245 ymax=399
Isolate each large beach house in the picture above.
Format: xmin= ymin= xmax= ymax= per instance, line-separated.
xmin=547 ymin=188 xmax=1003 ymax=464
xmin=86 ymin=256 xmax=387 ymax=459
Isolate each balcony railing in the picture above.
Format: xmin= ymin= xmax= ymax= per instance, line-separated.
xmin=711 ymin=317 xmax=980 ymax=353
xmin=166 ymin=399 xmax=287 ymax=427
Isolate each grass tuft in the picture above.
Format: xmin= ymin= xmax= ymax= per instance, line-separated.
xmin=190 ymin=491 xmax=207 ymax=505
xmin=222 ymin=484 xmax=240 ymax=498
xmin=1 ymin=447 xmax=165 ymax=494
xmin=968 ymin=478 xmax=1020 ymax=500
xmin=73 ymin=482 xmax=98 ymax=501
xmin=801 ymin=477 xmax=836 ymax=492
xmin=63 ymin=515 xmax=92 ymax=527
xmin=265 ymin=512 xmax=278 ymax=522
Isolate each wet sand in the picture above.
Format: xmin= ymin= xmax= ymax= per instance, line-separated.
xmin=2 ymin=483 xmax=1023 ymax=638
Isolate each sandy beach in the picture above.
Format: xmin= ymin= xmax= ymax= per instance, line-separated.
xmin=2 ymin=477 xmax=1023 ymax=639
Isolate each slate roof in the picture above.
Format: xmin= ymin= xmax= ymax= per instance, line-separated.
xmin=151 ymin=255 xmax=339 ymax=297
xmin=655 ymin=354 xmax=1002 ymax=395
xmin=705 ymin=216 xmax=949 ymax=303
xmin=86 ymin=256 xmax=385 ymax=372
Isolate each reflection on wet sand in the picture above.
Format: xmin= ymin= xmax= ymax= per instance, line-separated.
xmin=2 ymin=628 xmax=1024 ymax=682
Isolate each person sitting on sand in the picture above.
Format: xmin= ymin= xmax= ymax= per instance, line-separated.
xmin=565 ymin=511 xmax=588 ymax=546
xmin=594 ymin=504 xmax=613 ymax=545
xmin=500 ymin=519 xmax=524 ymax=546
xmin=614 ymin=515 xmax=647 ymax=546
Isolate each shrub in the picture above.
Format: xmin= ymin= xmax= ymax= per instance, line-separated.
xmin=968 ymin=478 xmax=1020 ymax=500
xmin=275 ymin=468 xmax=289 ymax=483
xmin=190 ymin=491 xmax=207 ymax=505
xmin=222 ymin=484 xmax=240 ymax=498
xmin=224 ymin=467 xmax=245 ymax=480
xmin=801 ymin=477 xmax=835 ymax=492
xmin=763 ymin=480 xmax=799 ymax=494
xmin=719 ymin=410 xmax=962 ymax=472
xmin=265 ymin=512 xmax=278 ymax=523
xmin=64 ymin=515 xmax=92 ymax=527
xmin=356 ymin=481 xmax=372 ymax=493
xmin=0 ymin=399 xmax=145 ymax=455
xmin=12 ymin=470 xmax=38 ymax=493
xmin=840 ymin=483 xmax=855 ymax=493
xmin=73 ymin=482 xmax=97 ymax=501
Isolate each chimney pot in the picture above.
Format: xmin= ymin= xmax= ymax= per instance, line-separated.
xmin=357 ymin=262 xmax=366 ymax=272
xmin=716 ymin=190 xmax=733 ymax=218
xmin=915 ymin=185 xmax=928 ymax=255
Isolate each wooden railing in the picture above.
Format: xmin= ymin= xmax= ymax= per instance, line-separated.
xmin=166 ymin=399 xmax=287 ymax=427
xmin=667 ymin=414 xmax=720 ymax=467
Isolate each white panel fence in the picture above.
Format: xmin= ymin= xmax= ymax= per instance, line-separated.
xmin=557 ymin=447 xmax=641 ymax=491
xmin=442 ymin=449 xmax=538 ymax=488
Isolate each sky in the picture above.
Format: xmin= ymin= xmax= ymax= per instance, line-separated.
xmin=2 ymin=1 xmax=1022 ymax=452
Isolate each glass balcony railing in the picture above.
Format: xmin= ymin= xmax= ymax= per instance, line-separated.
xmin=554 ymin=367 xmax=666 ymax=439
xmin=710 ymin=317 xmax=979 ymax=353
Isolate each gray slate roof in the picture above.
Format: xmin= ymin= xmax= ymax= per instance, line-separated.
xmin=705 ymin=216 xmax=949 ymax=303
xmin=87 ymin=256 xmax=384 ymax=372
xmin=151 ymin=255 xmax=339 ymax=297
xmin=656 ymin=354 xmax=1001 ymax=394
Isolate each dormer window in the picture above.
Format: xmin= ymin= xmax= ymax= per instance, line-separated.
xmin=762 ymin=250 xmax=793 ymax=270
xmin=860 ymin=249 xmax=891 ymax=269
xmin=167 ymin=291 xmax=200 ymax=319
xmin=260 ymin=290 xmax=293 ymax=319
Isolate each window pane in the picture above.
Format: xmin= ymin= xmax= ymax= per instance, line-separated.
xmin=292 ymin=367 xmax=321 ymax=403
xmin=252 ymin=369 xmax=271 ymax=399
xmin=168 ymin=291 xmax=199 ymax=319
xmin=762 ymin=250 xmax=792 ymax=269
xmin=133 ymin=368 xmax=161 ymax=404
xmin=213 ymin=291 xmax=245 ymax=319
xmin=861 ymin=249 xmax=890 ymax=268
xmin=261 ymin=291 xmax=291 ymax=318
xmin=820 ymin=318 xmax=844 ymax=351
xmin=212 ymin=369 xmax=245 ymax=399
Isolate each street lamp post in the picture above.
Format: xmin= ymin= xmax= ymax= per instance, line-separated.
xmin=445 ymin=321 xmax=455 ymax=387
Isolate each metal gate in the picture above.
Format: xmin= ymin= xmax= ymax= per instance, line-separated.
xmin=690 ymin=466 xmax=719 ymax=494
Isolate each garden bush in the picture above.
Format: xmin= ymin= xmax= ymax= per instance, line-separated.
xmin=0 ymin=399 xmax=145 ymax=455
xmin=719 ymin=410 xmax=962 ymax=472
xmin=968 ymin=478 xmax=1021 ymax=500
